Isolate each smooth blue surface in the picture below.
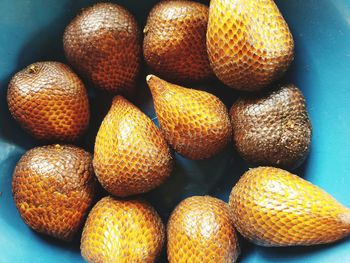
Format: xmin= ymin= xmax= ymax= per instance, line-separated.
xmin=0 ymin=0 xmax=350 ymax=262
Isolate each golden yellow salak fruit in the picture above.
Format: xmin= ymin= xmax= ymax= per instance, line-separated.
xmin=167 ymin=196 xmax=240 ymax=263
xmin=229 ymin=167 xmax=350 ymax=246
xmin=146 ymin=75 xmax=232 ymax=160
xmin=93 ymin=96 xmax=173 ymax=197
xmin=207 ymin=0 xmax=294 ymax=91
xmin=81 ymin=196 xmax=165 ymax=263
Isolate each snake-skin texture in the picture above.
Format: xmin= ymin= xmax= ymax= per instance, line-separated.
xmin=93 ymin=96 xmax=173 ymax=197
xmin=64 ymin=3 xmax=141 ymax=95
xmin=230 ymin=84 xmax=312 ymax=169
xmin=143 ymin=0 xmax=213 ymax=82
xmin=12 ymin=145 xmax=95 ymax=241
xmin=229 ymin=167 xmax=350 ymax=246
xmin=81 ymin=196 xmax=165 ymax=263
xmin=167 ymin=196 xmax=240 ymax=263
xmin=207 ymin=0 xmax=294 ymax=91
xmin=146 ymin=75 xmax=232 ymax=160
xmin=7 ymin=62 xmax=90 ymax=141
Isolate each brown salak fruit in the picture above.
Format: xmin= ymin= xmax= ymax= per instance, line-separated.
xmin=81 ymin=196 xmax=165 ymax=263
xmin=143 ymin=0 xmax=213 ymax=82
xmin=207 ymin=0 xmax=294 ymax=91
xmin=12 ymin=145 xmax=95 ymax=241
xmin=229 ymin=167 xmax=350 ymax=246
xmin=146 ymin=75 xmax=231 ymax=160
xmin=230 ymin=84 xmax=312 ymax=169
xmin=93 ymin=96 xmax=173 ymax=197
xmin=64 ymin=3 xmax=141 ymax=95
xmin=7 ymin=62 xmax=90 ymax=141
xmin=167 ymin=196 xmax=240 ymax=263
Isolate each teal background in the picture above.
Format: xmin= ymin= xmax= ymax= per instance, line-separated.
xmin=0 ymin=0 xmax=350 ymax=262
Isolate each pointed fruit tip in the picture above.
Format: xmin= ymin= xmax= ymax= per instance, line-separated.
xmin=146 ymin=74 xmax=155 ymax=83
xmin=112 ymin=95 xmax=128 ymax=106
xmin=112 ymin=94 xmax=122 ymax=101
xmin=146 ymin=75 xmax=163 ymax=96
xmin=338 ymin=210 xmax=350 ymax=236
xmin=340 ymin=211 xmax=350 ymax=225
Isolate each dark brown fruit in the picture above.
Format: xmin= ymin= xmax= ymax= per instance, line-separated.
xmin=64 ymin=3 xmax=141 ymax=95
xmin=93 ymin=96 xmax=173 ymax=197
xmin=12 ymin=145 xmax=95 ymax=241
xmin=167 ymin=196 xmax=240 ymax=263
xmin=81 ymin=196 xmax=165 ymax=263
xmin=230 ymin=84 xmax=312 ymax=169
xmin=7 ymin=62 xmax=90 ymax=141
xmin=143 ymin=0 xmax=213 ymax=82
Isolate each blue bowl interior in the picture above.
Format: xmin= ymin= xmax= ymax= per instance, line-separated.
xmin=1 ymin=0 xmax=350 ymax=262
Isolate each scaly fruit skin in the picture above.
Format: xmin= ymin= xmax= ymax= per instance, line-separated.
xmin=64 ymin=3 xmax=141 ymax=95
xmin=7 ymin=62 xmax=90 ymax=141
xmin=229 ymin=167 xmax=350 ymax=246
xmin=12 ymin=145 xmax=95 ymax=241
xmin=93 ymin=96 xmax=173 ymax=197
xmin=207 ymin=0 xmax=294 ymax=91
xmin=230 ymin=84 xmax=312 ymax=169
xmin=143 ymin=1 xmax=213 ymax=82
xmin=81 ymin=196 xmax=165 ymax=263
xmin=146 ymin=75 xmax=232 ymax=160
xmin=167 ymin=196 xmax=240 ymax=263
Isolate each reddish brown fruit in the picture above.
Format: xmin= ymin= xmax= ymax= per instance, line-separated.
xmin=167 ymin=196 xmax=240 ymax=263
xmin=7 ymin=62 xmax=90 ymax=141
xmin=143 ymin=0 xmax=213 ymax=82
xmin=81 ymin=196 xmax=165 ymax=263
xmin=93 ymin=96 xmax=173 ymax=197
xmin=12 ymin=144 xmax=95 ymax=241
xmin=64 ymin=3 xmax=141 ymax=95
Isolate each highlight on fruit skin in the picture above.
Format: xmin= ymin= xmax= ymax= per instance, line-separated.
xmin=12 ymin=144 xmax=95 ymax=241
xmin=230 ymin=84 xmax=312 ymax=169
xmin=206 ymin=0 xmax=294 ymax=91
xmin=63 ymin=2 xmax=141 ymax=95
xmin=167 ymin=196 xmax=240 ymax=263
xmin=143 ymin=0 xmax=213 ymax=82
xmin=7 ymin=61 xmax=90 ymax=141
xmin=146 ymin=74 xmax=232 ymax=160
xmin=229 ymin=167 xmax=350 ymax=246
xmin=81 ymin=196 xmax=165 ymax=263
xmin=93 ymin=95 xmax=173 ymax=197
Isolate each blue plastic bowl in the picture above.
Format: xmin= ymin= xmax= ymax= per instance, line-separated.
xmin=1 ymin=0 xmax=350 ymax=262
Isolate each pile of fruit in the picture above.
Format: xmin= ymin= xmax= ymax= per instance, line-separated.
xmin=6 ymin=1 xmax=350 ymax=262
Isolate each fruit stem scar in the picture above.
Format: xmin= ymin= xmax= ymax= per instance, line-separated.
xmin=28 ymin=65 xmax=39 ymax=74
